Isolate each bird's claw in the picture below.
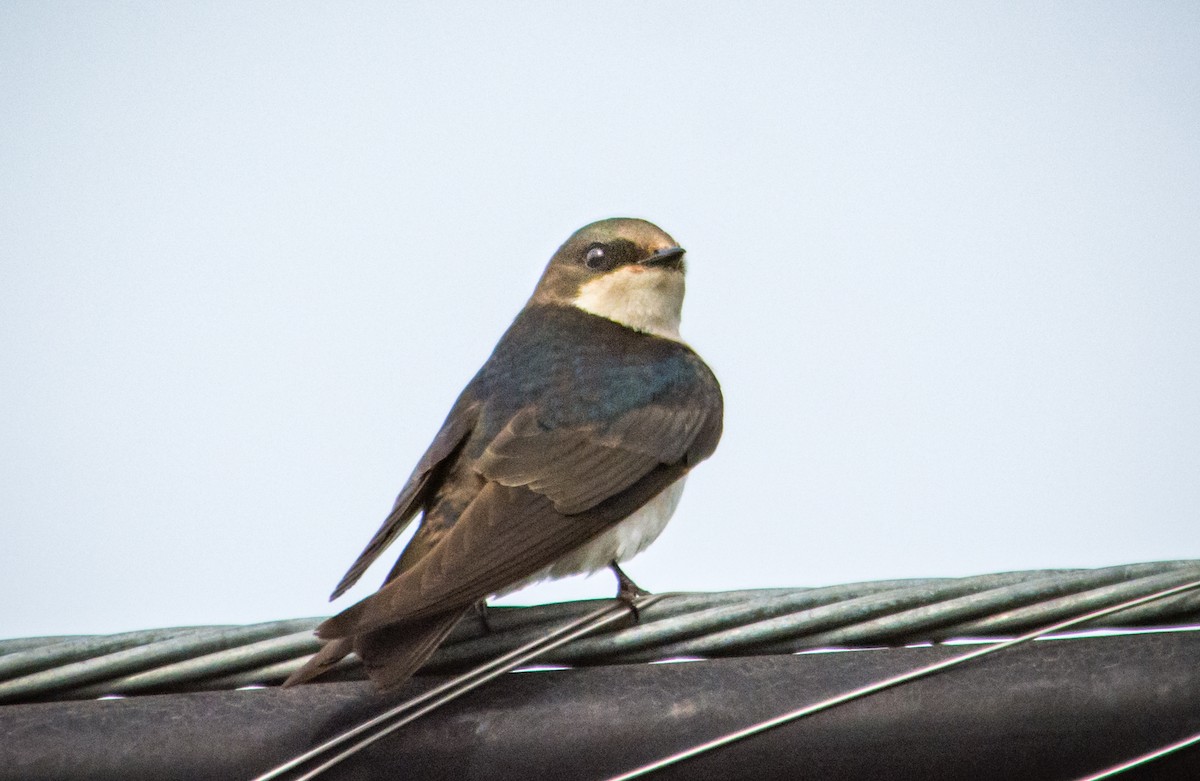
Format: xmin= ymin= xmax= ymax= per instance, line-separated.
xmin=611 ymin=561 xmax=651 ymax=621
xmin=473 ymin=599 xmax=493 ymax=634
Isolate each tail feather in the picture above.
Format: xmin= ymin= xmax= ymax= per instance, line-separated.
xmin=354 ymin=607 xmax=470 ymax=690
xmin=282 ymin=637 xmax=354 ymax=688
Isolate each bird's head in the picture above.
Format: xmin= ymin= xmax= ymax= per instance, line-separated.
xmin=531 ymin=218 xmax=687 ymax=341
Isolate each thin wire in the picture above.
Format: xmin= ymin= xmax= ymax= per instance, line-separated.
xmin=290 ymin=594 xmax=663 ymax=781
xmin=293 ymin=597 xmax=662 ymax=781
xmin=252 ymin=594 xmax=664 ymax=781
xmin=1073 ymin=730 xmax=1200 ymax=780
xmin=251 ymin=599 xmax=637 ymax=781
xmin=604 ymin=577 xmax=1200 ymax=781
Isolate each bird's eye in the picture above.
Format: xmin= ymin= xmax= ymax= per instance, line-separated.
xmin=584 ymin=245 xmax=607 ymax=269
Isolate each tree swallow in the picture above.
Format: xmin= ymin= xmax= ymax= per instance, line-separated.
xmin=285 ymin=218 xmax=723 ymax=689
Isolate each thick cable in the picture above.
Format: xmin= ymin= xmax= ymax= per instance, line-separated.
xmin=602 ymin=577 xmax=1200 ymax=780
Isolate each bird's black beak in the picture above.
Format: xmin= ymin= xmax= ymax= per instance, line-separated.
xmin=642 ymin=246 xmax=686 ymax=269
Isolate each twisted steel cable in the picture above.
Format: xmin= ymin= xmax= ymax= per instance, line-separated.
xmin=2 ymin=560 xmax=1198 ymax=705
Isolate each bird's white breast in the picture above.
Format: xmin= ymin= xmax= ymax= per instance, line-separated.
xmin=500 ymin=477 xmax=688 ymax=592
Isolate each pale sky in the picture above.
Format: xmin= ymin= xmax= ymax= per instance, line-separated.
xmin=3 ymin=2 xmax=1198 ymax=639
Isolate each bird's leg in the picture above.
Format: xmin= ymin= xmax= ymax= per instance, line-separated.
xmin=611 ymin=561 xmax=651 ymax=599
xmin=473 ymin=599 xmax=493 ymax=634
xmin=610 ymin=561 xmax=651 ymax=621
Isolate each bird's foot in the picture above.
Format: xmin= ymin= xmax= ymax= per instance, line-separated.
xmin=473 ymin=599 xmax=493 ymax=634
xmin=610 ymin=561 xmax=651 ymax=621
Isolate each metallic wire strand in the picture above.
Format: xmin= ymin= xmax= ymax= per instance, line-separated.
xmin=602 ymin=578 xmax=1200 ymax=781
xmin=1072 ymin=730 xmax=1200 ymax=781
xmin=252 ymin=594 xmax=664 ymax=781
xmin=2 ymin=562 xmax=1199 ymax=704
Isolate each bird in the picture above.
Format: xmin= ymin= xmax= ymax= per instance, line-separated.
xmin=284 ymin=217 xmax=723 ymax=690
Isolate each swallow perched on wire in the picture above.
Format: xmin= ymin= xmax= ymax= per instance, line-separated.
xmin=284 ymin=218 xmax=723 ymax=690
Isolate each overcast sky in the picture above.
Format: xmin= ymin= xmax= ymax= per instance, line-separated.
xmin=3 ymin=2 xmax=1198 ymax=639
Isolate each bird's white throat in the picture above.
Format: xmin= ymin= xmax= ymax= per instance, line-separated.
xmin=572 ymin=266 xmax=685 ymax=341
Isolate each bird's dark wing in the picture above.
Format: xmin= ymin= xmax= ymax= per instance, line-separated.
xmin=328 ymin=397 xmax=480 ymax=599
xmin=319 ymin=466 xmax=686 ymax=638
xmin=477 ymin=403 xmax=710 ymax=513
xmin=317 ymin=382 xmax=722 ymax=639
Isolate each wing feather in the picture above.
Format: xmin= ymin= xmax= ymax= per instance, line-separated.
xmin=477 ymin=399 xmax=714 ymax=514
xmin=328 ymin=398 xmax=479 ymax=599
xmin=318 ymin=463 xmax=688 ymax=638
